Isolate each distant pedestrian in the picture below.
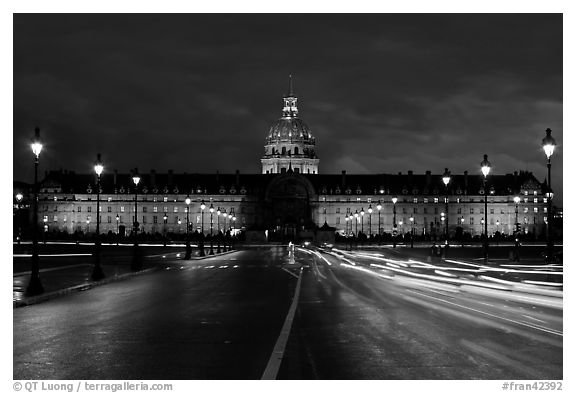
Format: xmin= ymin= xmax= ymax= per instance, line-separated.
xmin=513 ymin=238 xmax=521 ymax=262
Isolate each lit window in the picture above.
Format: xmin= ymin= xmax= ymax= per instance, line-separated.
xmin=523 ymin=207 xmax=529 ymax=213
xmin=164 ymin=197 xmax=168 ymax=203
xmin=534 ymin=198 xmax=538 ymax=204
xmin=153 ymin=206 xmax=158 ymax=213
xmin=544 ymin=207 xmax=548 ymax=213
xmin=534 ymin=191 xmax=537 ymax=196
xmin=108 ymin=197 xmax=112 ymax=202
xmin=434 ymin=198 xmax=438 ymax=203
xmin=413 ymin=198 xmax=418 ymax=203
xmin=524 ymin=191 xmax=528 ymax=196
xmin=163 ymin=206 xmax=168 ymax=212
xmin=120 ymin=206 xmax=125 ymax=213
xmin=53 ymin=216 xmax=58 ymax=222
xmin=424 ymin=198 xmax=428 ymax=203
xmin=63 ymin=216 xmax=67 ymax=222
xmin=534 ymin=207 xmax=538 ymax=213
xmin=543 ymin=198 xmax=548 ymax=203
xmin=367 ymin=198 xmax=372 ymax=203
xmin=356 ymin=197 xmax=361 ymax=202
xmin=53 ymin=196 xmax=57 ymax=201
xmin=174 ymin=207 xmax=178 ymax=213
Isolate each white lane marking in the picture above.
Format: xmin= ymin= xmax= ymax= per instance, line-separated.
xmin=233 ymin=265 xmax=239 ymax=268
xmin=219 ymin=265 xmax=229 ymax=269
xmin=281 ymin=268 xmax=299 ymax=279
xmin=523 ymin=314 xmax=547 ymax=324
xmin=261 ymin=266 xmax=304 ymax=380
xmin=407 ymin=289 xmax=562 ymax=337
xmin=13 ymin=263 xmax=93 ymax=277
xmin=204 ymin=265 xmax=215 ymax=269
xmin=13 ymin=253 xmax=92 ymax=258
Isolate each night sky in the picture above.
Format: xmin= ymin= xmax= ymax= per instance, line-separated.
xmin=13 ymin=14 xmax=563 ymax=204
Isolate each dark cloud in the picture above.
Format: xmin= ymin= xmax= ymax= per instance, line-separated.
xmin=13 ymin=14 xmax=563 ymax=203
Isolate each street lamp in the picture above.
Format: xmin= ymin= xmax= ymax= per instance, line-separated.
xmin=231 ymin=213 xmax=237 ymax=250
xmin=209 ymin=204 xmax=214 ymax=255
xmin=442 ymin=168 xmax=451 ymax=250
xmin=354 ymin=210 xmax=359 ymax=237
xmin=184 ymin=196 xmax=191 ymax=259
xmin=367 ymin=204 xmax=373 ymax=238
xmin=409 ymin=216 xmax=414 ymax=248
xmin=392 ymin=197 xmax=398 ymax=248
xmin=15 ymin=193 xmax=23 ymax=244
xmin=344 ymin=215 xmax=349 ymax=245
xmin=481 ymin=154 xmax=491 ymax=263
xmin=199 ymin=200 xmax=206 ymax=256
xmin=360 ymin=207 xmax=365 ymax=236
xmin=514 ymin=196 xmax=521 ymax=235
xmin=91 ymin=153 xmax=105 ymax=280
xmin=43 ymin=216 xmax=48 ymax=245
xmin=216 ymin=207 xmax=221 ymax=253
xmin=377 ymin=201 xmax=382 ymax=241
xmin=542 ymin=128 xmax=556 ymax=262
xmin=26 ymin=127 xmax=44 ymax=295
xmin=348 ymin=212 xmax=354 ymax=250
xmin=131 ymin=169 xmax=141 ymax=271
xmin=163 ymin=214 xmax=168 ymax=247
xmin=223 ymin=209 xmax=228 ymax=252
xmin=116 ymin=214 xmax=120 ymax=245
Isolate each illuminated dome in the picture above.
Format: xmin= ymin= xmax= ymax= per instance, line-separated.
xmin=261 ymin=76 xmax=319 ymax=175
xmin=266 ymin=117 xmax=314 ymax=143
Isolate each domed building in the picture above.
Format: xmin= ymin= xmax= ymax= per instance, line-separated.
xmin=261 ymin=76 xmax=319 ymax=174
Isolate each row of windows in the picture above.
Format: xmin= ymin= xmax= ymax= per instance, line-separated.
xmin=323 ymin=207 xmax=547 ymax=215
xmin=334 ymin=216 xmax=543 ymax=226
xmin=319 ymin=196 xmax=548 ymax=204
xmin=47 ymin=205 xmax=240 ymax=214
xmin=44 ymin=214 xmax=242 ymax=225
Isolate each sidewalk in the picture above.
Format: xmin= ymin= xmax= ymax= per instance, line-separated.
xmin=13 ymin=249 xmax=239 ymax=308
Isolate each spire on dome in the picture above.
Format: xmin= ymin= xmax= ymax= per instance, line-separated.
xmin=282 ymin=75 xmax=298 ymax=118
xmin=288 ymin=74 xmax=294 ymax=97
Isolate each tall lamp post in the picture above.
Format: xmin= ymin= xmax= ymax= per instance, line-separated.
xmin=360 ymin=207 xmax=365 ymax=237
xmin=354 ymin=210 xmax=359 ymax=237
xmin=344 ymin=215 xmax=349 ymax=248
xmin=348 ymin=212 xmax=354 ymax=250
xmin=91 ymin=153 xmax=105 ymax=281
xmin=199 ymin=200 xmax=206 ymax=256
xmin=209 ymin=204 xmax=214 ymax=255
xmin=223 ymin=209 xmax=228 ymax=252
xmin=131 ymin=169 xmax=142 ymax=271
xmin=116 ymin=214 xmax=120 ymax=246
xmin=513 ymin=196 xmax=521 ymax=235
xmin=409 ymin=216 xmax=414 ymax=248
xmin=367 ymin=204 xmax=373 ymax=239
xmin=377 ymin=201 xmax=382 ymax=242
xmin=542 ymin=128 xmax=556 ymax=262
xmin=481 ymin=155 xmax=491 ymax=264
xmin=231 ymin=214 xmax=237 ymax=250
xmin=26 ymin=127 xmax=44 ymax=295
xmin=184 ymin=196 xmax=191 ymax=259
xmin=15 ymin=193 xmax=23 ymax=244
xmin=163 ymin=214 xmax=168 ymax=247
xmin=216 ymin=207 xmax=221 ymax=253
xmin=392 ymin=197 xmax=398 ymax=248
xmin=442 ymin=168 xmax=451 ymax=250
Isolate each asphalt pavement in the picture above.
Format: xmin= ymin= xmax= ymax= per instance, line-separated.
xmin=13 ymin=245 xmax=562 ymax=380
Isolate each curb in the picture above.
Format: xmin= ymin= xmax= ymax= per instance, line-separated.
xmin=189 ymin=249 xmax=238 ymax=260
xmin=13 ymin=266 xmax=160 ymax=308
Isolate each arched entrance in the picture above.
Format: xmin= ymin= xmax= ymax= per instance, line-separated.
xmin=264 ymin=173 xmax=316 ymax=242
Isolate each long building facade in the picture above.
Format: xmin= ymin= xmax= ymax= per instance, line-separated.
xmin=33 ymin=81 xmax=550 ymax=241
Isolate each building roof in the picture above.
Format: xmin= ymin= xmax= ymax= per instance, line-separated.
xmin=38 ymin=169 xmax=544 ymax=198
